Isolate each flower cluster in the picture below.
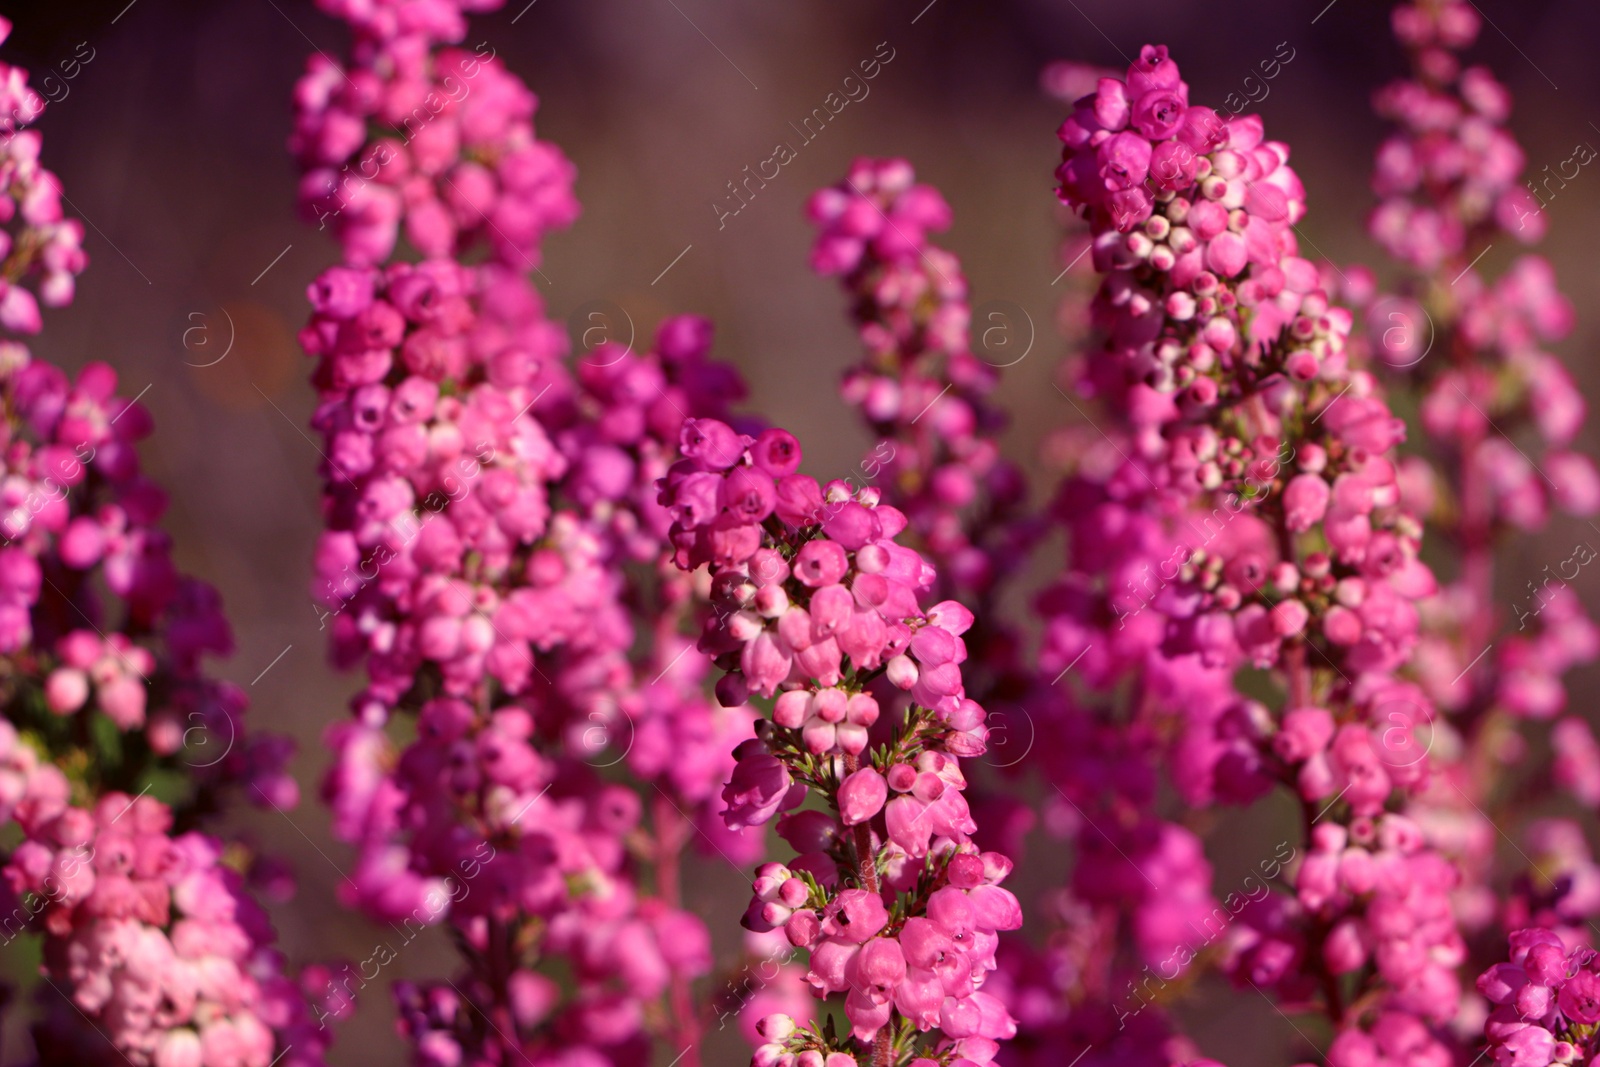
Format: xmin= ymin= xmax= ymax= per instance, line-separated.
xmin=296 ymin=1 xmax=788 ymax=1063
xmin=804 ymin=158 xmax=1039 ymax=702
xmin=661 ymin=419 xmax=1020 ymax=1065
xmin=1051 ymin=55 xmax=1441 ymax=699
xmin=805 ymin=158 xmax=1030 ymax=604
xmin=1361 ymin=0 xmax=1599 ymax=733
xmin=1360 ymin=7 xmax=1600 ymax=1064
xmin=0 ymin=353 xmax=290 ymax=805
xmin=290 ymin=0 xmax=576 ymax=269
xmin=304 ymin=273 xmax=728 ymax=1061
xmin=0 ymin=18 xmax=87 ymax=335
xmin=6 ymin=0 xmax=1600 ymax=1063
xmin=1041 ymin=39 xmax=1465 ymax=1062
xmin=1370 ymin=0 xmax=1539 ymax=269
xmin=265 ymin=5 xmax=1600 ymax=1067
xmin=11 ymin=792 xmax=324 ymax=1067
xmin=1478 ymin=929 xmax=1600 ymax=1066
xmin=0 ymin=17 xmax=325 ymax=1067
xmin=1294 ymin=814 xmax=1463 ymax=1021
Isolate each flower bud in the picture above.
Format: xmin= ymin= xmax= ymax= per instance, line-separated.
xmin=886 ymin=654 xmax=918 ymax=689
xmin=785 ymin=909 xmax=821 ymax=947
xmin=838 ymin=767 xmax=888 ymax=826
xmin=774 ymin=690 xmax=811 ymax=729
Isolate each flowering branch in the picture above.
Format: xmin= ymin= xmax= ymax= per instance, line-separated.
xmin=662 ymin=418 xmax=1020 ymax=1066
xmin=1049 ymin=40 xmax=1461 ymax=1061
xmin=0 ymin=16 xmax=334 ymax=1067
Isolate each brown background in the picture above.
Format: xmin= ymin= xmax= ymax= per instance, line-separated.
xmin=2 ymin=0 xmax=1597 ymax=1063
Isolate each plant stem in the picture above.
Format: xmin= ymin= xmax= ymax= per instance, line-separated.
xmin=653 ymin=792 xmax=703 ymax=1067
xmin=483 ymin=917 xmax=520 ymax=1065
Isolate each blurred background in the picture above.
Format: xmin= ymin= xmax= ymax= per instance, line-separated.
xmin=2 ymin=0 xmax=1598 ymax=1062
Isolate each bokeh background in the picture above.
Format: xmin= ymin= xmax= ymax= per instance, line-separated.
xmin=2 ymin=0 xmax=1598 ymax=1062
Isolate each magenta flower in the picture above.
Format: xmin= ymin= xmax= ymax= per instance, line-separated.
xmin=274 ymin=3 xmax=1600 ymax=1065
xmin=724 ymin=741 xmax=800 ymax=831
xmin=662 ymin=421 xmax=1019 ymax=1063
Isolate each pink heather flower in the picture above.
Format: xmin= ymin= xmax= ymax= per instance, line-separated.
xmin=682 ymin=417 xmax=749 ymax=470
xmin=1554 ymin=717 xmax=1600 ymax=805
xmin=808 ymin=158 xmax=1030 ymax=610
xmin=296 ymin=2 xmax=756 ymax=1062
xmin=752 ymin=428 xmax=804 ymax=477
xmin=1360 ymin=17 xmax=1600 ymax=1065
xmin=837 ymin=766 xmax=887 ymax=825
xmin=1479 ymin=932 xmax=1600 ymax=1064
xmin=1284 ymin=473 xmax=1330 ymax=532
xmin=0 ymin=23 xmax=323 ymax=1063
xmin=1037 ymin=32 xmax=1483 ymax=1064
xmin=663 ymin=417 xmax=1015 ymax=1063
xmin=1560 ymin=972 xmax=1600 ymax=1023
xmin=251 ymin=7 xmax=1600 ymax=1067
